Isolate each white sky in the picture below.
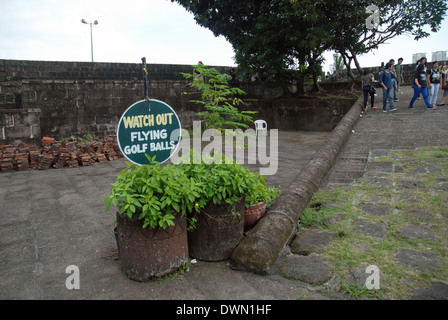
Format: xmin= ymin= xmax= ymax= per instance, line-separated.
xmin=324 ymin=16 xmax=448 ymax=73
xmin=0 ymin=0 xmax=447 ymax=71
xmin=0 ymin=0 xmax=235 ymax=66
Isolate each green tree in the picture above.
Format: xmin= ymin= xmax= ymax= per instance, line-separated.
xmin=181 ymin=63 xmax=256 ymax=131
xmin=319 ymin=0 xmax=448 ymax=80
xmin=173 ymin=0 xmax=447 ymax=86
xmin=172 ymin=0 xmax=331 ymax=94
xmin=332 ymin=54 xmax=345 ymax=73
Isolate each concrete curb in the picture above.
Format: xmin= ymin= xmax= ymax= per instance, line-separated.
xmin=231 ymin=95 xmax=364 ymax=274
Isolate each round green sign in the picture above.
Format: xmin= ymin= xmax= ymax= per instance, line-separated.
xmin=117 ymin=99 xmax=181 ymax=165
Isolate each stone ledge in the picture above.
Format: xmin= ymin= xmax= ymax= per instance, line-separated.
xmin=231 ymin=95 xmax=364 ymax=274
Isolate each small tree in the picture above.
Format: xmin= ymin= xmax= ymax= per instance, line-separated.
xmin=332 ymin=54 xmax=345 ymax=73
xmin=181 ymin=64 xmax=257 ymax=131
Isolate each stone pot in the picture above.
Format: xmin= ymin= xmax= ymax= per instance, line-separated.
xmin=244 ymin=201 xmax=267 ymax=231
xmin=188 ymin=197 xmax=245 ymax=261
xmin=113 ymin=227 xmax=120 ymax=255
xmin=116 ymin=210 xmax=188 ymax=281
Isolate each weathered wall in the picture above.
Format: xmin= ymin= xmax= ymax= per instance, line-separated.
xmin=0 ymin=59 xmax=216 ymax=83
xmin=241 ymin=94 xmax=355 ymax=132
xmin=0 ymin=78 xmax=199 ymax=141
xmin=325 ymin=60 xmax=442 ymax=84
xmin=0 ymin=59 xmax=356 ymax=145
xmin=0 ymin=59 xmax=205 ymax=144
xmin=0 ymin=108 xmax=41 ymax=145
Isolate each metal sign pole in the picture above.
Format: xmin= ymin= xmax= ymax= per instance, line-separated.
xmin=142 ymin=57 xmax=149 ymax=100
xmin=116 ymin=58 xmax=182 ymax=166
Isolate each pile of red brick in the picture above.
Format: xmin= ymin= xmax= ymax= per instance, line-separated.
xmin=0 ymin=135 xmax=123 ymax=172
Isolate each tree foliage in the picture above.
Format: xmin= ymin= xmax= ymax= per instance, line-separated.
xmin=172 ymin=0 xmax=448 ymax=88
xmin=180 ymin=63 xmax=256 ymax=131
xmin=331 ymin=54 xmax=345 ymax=73
xmin=321 ymin=0 xmax=448 ymax=79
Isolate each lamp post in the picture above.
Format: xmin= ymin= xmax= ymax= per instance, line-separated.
xmin=81 ymin=19 xmax=98 ymax=62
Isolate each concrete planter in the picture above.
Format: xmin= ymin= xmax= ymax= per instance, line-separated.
xmin=188 ymin=197 xmax=245 ymax=261
xmin=244 ymin=201 xmax=267 ymax=231
xmin=115 ymin=210 xmax=188 ymax=281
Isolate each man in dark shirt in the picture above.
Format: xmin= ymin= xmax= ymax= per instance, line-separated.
xmin=379 ymin=62 xmax=397 ymax=112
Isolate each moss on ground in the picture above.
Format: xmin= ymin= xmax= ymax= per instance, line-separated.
xmin=299 ymin=146 xmax=448 ymax=299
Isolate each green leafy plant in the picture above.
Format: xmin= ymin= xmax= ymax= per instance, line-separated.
xmin=181 ymin=63 xmax=257 ymax=131
xmin=104 ymin=155 xmax=202 ymax=230
xmin=178 ymin=152 xmax=280 ymax=207
xmin=243 ymin=170 xmax=281 ymax=208
xmin=179 ymin=153 xmax=272 ymax=207
xmin=104 ymin=153 xmax=280 ymax=230
xmin=180 ymin=154 xmax=280 ymax=227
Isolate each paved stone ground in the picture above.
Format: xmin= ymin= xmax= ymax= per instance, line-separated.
xmin=1 ymin=85 xmax=447 ymax=301
xmin=284 ymin=85 xmax=448 ymax=299
xmin=0 ymin=130 xmax=334 ymax=300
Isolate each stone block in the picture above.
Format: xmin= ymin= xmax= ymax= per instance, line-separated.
xmin=281 ymin=255 xmax=332 ymax=285
xmin=366 ymin=161 xmax=394 ymax=173
xmin=290 ymin=228 xmax=336 ymax=255
xmin=353 ymin=221 xmax=388 ymax=240
xmin=395 ymin=248 xmax=441 ymax=273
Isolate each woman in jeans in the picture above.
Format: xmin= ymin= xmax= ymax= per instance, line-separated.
xmin=427 ymin=61 xmax=442 ymax=108
xmin=379 ymin=62 xmax=396 ymax=112
xmin=361 ymin=68 xmax=377 ymax=112
xmin=438 ymin=70 xmax=448 ymax=106
xmin=408 ymin=63 xmax=435 ymax=109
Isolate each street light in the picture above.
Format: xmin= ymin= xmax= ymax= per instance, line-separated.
xmin=81 ymin=19 xmax=98 ymax=62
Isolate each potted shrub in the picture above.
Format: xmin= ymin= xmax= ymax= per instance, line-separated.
xmin=104 ymin=156 xmax=202 ymax=281
xmin=178 ymin=153 xmax=280 ymax=261
xmin=177 ymin=64 xmax=260 ymax=261
xmin=244 ymin=171 xmax=281 ymax=231
xmin=177 ymin=154 xmax=245 ymax=261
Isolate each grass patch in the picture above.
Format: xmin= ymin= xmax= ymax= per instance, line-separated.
xmin=298 ymin=146 xmax=448 ymax=299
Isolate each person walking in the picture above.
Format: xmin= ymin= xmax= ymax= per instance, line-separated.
xmin=379 ymin=62 xmax=396 ymax=112
xmin=408 ymin=63 xmax=435 ymax=110
xmin=438 ymin=61 xmax=448 ymax=106
xmin=439 ymin=60 xmax=448 ymax=75
xmin=394 ymin=58 xmax=404 ymax=101
xmin=414 ymin=57 xmax=427 ymax=99
xmin=361 ymin=68 xmax=377 ymax=112
xmin=427 ymin=61 xmax=442 ymax=108
xmin=439 ymin=82 xmax=448 ymax=106
xmin=387 ymin=59 xmax=397 ymax=102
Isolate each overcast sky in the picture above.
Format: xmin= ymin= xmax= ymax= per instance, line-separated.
xmin=0 ymin=0 xmax=235 ymax=66
xmin=0 ymin=0 xmax=447 ymax=72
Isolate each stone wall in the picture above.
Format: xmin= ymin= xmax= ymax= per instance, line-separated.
xmin=0 ymin=59 xmax=210 ymax=144
xmin=0 ymin=108 xmax=41 ymax=145
xmin=325 ymin=60 xmax=441 ymax=85
xmin=241 ymin=94 xmax=356 ymax=132
xmin=0 ymin=78 xmax=198 ymax=141
xmin=0 ymin=59 xmax=227 ymax=82
xmin=0 ymin=59 xmax=356 ymax=145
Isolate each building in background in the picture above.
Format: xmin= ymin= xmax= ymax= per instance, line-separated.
xmin=412 ymin=53 xmax=427 ymax=64
xmin=432 ymin=51 xmax=447 ymax=62
xmin=412 ymin=51 xmax=447 ymax=63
